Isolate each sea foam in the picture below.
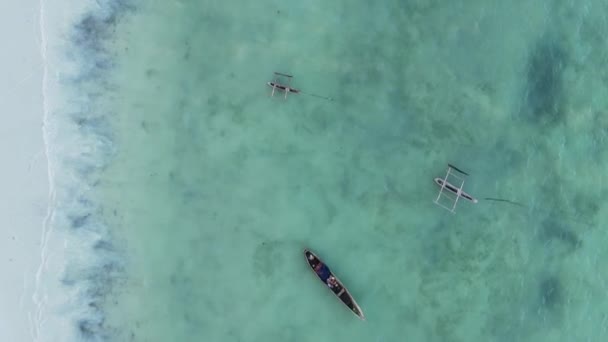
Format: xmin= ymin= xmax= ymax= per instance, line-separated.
xmin=34 ymin=0 xmax=135 ymax=340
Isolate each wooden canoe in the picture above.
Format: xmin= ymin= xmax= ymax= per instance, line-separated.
xmin=304 ymin=249 xmax=365 ymax=320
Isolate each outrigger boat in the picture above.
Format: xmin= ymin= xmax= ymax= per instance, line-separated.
xmin=433 ymin=164 xmax=478 ymax=213
xmin=267 ymin=72 xmax=333 ymax=101
xmin=304 ymin=249 xmax=365 ymax=320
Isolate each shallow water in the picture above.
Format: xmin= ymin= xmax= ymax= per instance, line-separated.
xmin=43 ymin=0 xmax=608 ymax=341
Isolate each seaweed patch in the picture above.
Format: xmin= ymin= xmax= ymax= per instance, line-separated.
xmin=38 ymin=0 xmax=138 ymax=341
xmin=539 ymin=275 xmax=562 ymax=310
xmin=523 ymin=36 xmax=568 ymax=125
xmin=78 ymin=319 xmax=99 ymax=340
xmin=69 ymin=213 xmax=91 ymax=229
xmin=540 ymin=220 xmax=582 ymax=252
xmin=93 ymin=239 xmax=115 ymax=252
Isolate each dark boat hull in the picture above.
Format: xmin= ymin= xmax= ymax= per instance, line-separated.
xmin=267 ymin=82 xmax=300 ymax=93
xmin=434 ymin=177 xmax=478 ymax=203
xmin=304 ymin=249 xmax=365 ymax=320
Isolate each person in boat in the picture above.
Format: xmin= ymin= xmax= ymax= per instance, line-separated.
xmin=327 ymin=276 xmax=339 ymax=289
xmin=313 ymin=261 xmax=340 ymax=289
xmin=313 ymin=261 xmax=331 ymax=283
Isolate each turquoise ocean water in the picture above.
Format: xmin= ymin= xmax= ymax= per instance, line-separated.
xmin=42 ymin=0 xmax=608 ymax=341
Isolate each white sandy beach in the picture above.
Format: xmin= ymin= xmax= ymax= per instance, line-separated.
xmin=0 ymin=0 xmax=49 ymax=341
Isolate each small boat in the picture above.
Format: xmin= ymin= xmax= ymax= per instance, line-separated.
xmin=267 ymin=81 xmax=300 ymax=94
xmin=267 ymin=72 xmax=333 ymax=101
xmin=434 ymin=177 xmax=478 ymax=203
xmin=304 ymin=249 xmax=365 ymax=320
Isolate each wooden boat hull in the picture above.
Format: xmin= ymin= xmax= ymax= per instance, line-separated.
xmin=267 ymin=82 xmax=300 ymax=93
xmin=304 ymin=249 xmax=365 ymax=320
xmin=434 ymin=177 xmax=478 ymax=203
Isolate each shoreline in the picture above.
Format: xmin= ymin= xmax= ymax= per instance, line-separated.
xmin=0 ymin=1 xmax=48 ymax=341
xmin=34 ymin=1 xmax=134 ymax=340
xmin=2 ymin=0 xmax=132 ymax=340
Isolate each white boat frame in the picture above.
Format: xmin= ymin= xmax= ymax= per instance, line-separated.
xmin=433 ymin=164 xmax=477 ymax=213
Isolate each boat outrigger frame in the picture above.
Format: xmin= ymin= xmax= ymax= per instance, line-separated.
xmin=268 ymin=72 xmax=297 ymax=99
xmin=433 ymin=164 xmax=477 ymax=213
xmin=267 ymin=72 xmax=333 ymax=101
